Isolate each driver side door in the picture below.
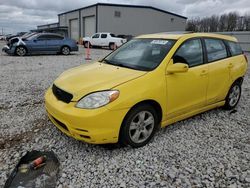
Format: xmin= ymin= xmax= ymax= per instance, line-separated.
xmin=166 ymin=38 xmax=208 ymax=119
xmin=31 ymin=35 xmax=48 ymax=52
xmin=91 ymin=33 xmax=100 ymax=46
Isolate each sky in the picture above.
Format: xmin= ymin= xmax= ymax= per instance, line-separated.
xmin=0 ymin=0 xmax=250 ymax=34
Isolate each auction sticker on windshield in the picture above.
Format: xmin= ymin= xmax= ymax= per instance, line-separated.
xmin=151 ymin=40 xmax=169 ymax=45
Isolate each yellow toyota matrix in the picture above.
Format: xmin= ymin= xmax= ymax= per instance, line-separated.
xmin=45 ymin=32 xmax=248 ymax=147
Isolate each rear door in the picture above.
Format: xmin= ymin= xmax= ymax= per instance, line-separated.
xmin=46 ymin=35 xmax=64 ymax=52
xmin=100 ymin=34 xmax=108 ymax=46
xmin=204 ymin=38 xmax=230 ymax=105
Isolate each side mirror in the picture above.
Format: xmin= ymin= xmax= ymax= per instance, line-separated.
xmin=167 ymin=63 xmax=189 ymax=74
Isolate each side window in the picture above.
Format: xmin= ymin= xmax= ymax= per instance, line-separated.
xmin=37 ymin=35 xmax=48 ymax=41
xmin=174 ymin=39 xmax=203 ymax=67
xmin=227 ymin=41 xmax=243 ymax=56
xmin=205 ymin=39 xmax=228 ymax=62
xmin=92 ymin=34 xmax=100 ymax=39
xmin=46 ymin=35 xmax=63 ymax=40
xmin=101 ymin=34 xmax=107 ymax=39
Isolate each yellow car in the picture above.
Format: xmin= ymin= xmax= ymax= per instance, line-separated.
xmin=45 ymin=32 xmax=248 ymax=147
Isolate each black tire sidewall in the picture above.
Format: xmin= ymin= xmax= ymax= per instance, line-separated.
xmin=224 ymin=82 xmax=241 ymax=110
xmin=119 ymin=104 xmax=158 ymax=148
xmin=16 ymin=46 xmax=26 ymax=56
xmin=61 ymin=46 xmax=70 ymax=55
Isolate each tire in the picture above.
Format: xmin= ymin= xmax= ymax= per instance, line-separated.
xmin=119 ymin=104 xmax=158 ymax=148
xmin=15 ymin=46 xmax=27 ymax=56
xmin=224 ymin=81 xmax=242 ymax=110
xmin=109 ymin=43 xmax=115 ymax=50
xmin=61 ymin=46 xmax=70 ymax=55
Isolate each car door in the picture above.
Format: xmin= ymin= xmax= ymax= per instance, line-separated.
xmin=91 ymin=33 xmax=100 ymax=46
xmin=46 ymin=35 xmax=64 ymax=52
xmin=31 ymin=35 xmax=48 ymax=52
xmin=100 ymin=34 xmax=108 ymax=46
xmin=204 ymin=38 xmax=230 ymax=105
xmin=166 ymin=38 xmax=208 ymax=119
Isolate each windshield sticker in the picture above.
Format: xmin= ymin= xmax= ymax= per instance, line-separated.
xmin=151 ymin=40 xmax=168 ymax=45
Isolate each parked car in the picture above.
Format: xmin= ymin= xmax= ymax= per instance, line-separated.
xmin=0 ymin=35 xmax=5 ymax=40
xmin=83 ymin=32 xmax=127 ymax=50
xmin=2 ymin=33 xmax=78 ymax=56
xmin=45 ymin=32 xmax=248 ymax=147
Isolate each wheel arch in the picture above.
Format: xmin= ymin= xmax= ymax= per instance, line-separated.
xmin=121 ymin=99 xmax=163 ymax=128
xmin=61 ymin=45 xmax=71 ymax=51
xmin=118 ymin=99 xmax=163 ymax=145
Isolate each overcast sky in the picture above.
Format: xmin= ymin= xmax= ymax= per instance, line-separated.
xmin=0 ymin=0 xmax=249 ymax=34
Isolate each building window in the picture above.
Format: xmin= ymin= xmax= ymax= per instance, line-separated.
xmin=114 ymin=11 xmax=121 ymax=18
xmin=171 ymin=18 xmax=174 ymax=23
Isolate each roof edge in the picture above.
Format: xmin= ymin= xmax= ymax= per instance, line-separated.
xmin=57 ymin=3 xmax=187 ymax=19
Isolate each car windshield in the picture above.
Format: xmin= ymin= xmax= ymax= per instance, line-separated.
xmin=103 ymin=39 xmax=176 ymax=71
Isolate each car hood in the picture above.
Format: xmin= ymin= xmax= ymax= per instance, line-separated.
xmin=54 ymin=62 xmax=147 ymax=101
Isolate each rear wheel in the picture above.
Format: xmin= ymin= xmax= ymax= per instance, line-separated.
xmin=61 ymin=46 xmax=70 ymax=55
xmin=224 ymin=82 xmax=241 ymax=110
xmin=109 ymin=43 xmax=115 ymax=50
xmin=119 ymin=104 xmax=158 ymax=148
xmin=15 ymin=46 xmax=27 ymax=56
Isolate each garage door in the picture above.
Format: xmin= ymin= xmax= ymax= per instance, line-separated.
xmin=84 ymin=16 xmax=96 ymax=37
xmin=70 ymin=19 xmax=79 ymax=41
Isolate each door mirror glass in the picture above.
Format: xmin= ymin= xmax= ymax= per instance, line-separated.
xmin=167 ymin=62 xmax=189 ymax=74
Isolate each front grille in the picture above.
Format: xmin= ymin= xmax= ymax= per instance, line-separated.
xmin=52 ymin=84 xmax=73 ymax=103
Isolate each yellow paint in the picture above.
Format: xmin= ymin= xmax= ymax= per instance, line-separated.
xmin=45 ymin=33 xmax=248 ymax=144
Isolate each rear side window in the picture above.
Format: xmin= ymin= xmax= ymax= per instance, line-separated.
xmin=174 ymin=39 xmax=203 ymax=67
xmin=205 ymin=39 xmax=227 ymax=62
xmin=227 ymin=41 xmax=243 ymax=56
xmin=47 ymin=35 xmax=64 ymax=40
xmin=101 ymin=34 xmax=107 ymax=38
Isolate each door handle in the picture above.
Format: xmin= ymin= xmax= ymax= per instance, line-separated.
xmin=200 ymin=70 xmax=208 ymax=76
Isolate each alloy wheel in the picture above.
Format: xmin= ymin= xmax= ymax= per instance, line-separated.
xmin=228 ymin=85 xmax=241 ymax=107
xmin=129 ymin=111 xmax=155 ymax=144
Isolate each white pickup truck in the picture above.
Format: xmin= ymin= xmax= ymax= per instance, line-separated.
xmin=83 ymin=33 xmax=127 ymax=50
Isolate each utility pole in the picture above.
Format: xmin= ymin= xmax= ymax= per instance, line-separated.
xmin=1 ymin=28 xmax=3 ymax=35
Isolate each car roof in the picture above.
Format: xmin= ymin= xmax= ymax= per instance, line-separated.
xmin=137 ymin=32 xmax=238 ymax=42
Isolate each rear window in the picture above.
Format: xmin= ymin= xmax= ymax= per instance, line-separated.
xmin=204 ymin=39 xmax=228 ymax=62
xmin=101 ymin=34 xmax=107 ymax=38
xmin=227 ymin=41 xmax=243 ymax=56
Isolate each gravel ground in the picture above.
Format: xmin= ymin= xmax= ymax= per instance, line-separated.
xmin=0 ymin=41 xmax=249 ymax=188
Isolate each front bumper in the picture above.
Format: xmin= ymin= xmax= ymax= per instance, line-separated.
xmin=2 ymin=45 xmax=15 ymax=55
xmin=45 ymin=88 xmax=128 ymax=144
xmin=71 ymin=45 xmax=79 ymax=52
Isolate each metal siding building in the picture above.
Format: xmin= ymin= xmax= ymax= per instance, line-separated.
xmin=57 ymin=3 xmax=187 ymax=41
xmin=217 ymin=32 xmax=250 ymax=52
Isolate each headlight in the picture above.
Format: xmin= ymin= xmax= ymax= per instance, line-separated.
xmin=76 ymin=90 xmax=120 ymax=109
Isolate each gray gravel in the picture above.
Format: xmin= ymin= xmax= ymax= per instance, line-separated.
xmin=0 ymin=41 xmax=250 ymax=188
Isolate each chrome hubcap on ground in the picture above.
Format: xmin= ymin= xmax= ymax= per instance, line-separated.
xmin=62 ymin=47 xmax=70 ymax=55
xmin=129 ymin=111 xmax=155 ymax=144
xmin=16 ymin=47 xmax=26 ymax=56
xmin=229 ymin=85 xmax=240 ymax=107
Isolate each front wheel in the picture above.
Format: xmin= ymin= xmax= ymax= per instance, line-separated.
xmin=224 ymin=82 xmax=242 ymax=110
xmin=119 ymin=104 xmax=158 ymax=148
xmin=15 ymin=46 xmax=27 ymax=56
xmin=61 ymin=46 xmax=70 ymax=55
